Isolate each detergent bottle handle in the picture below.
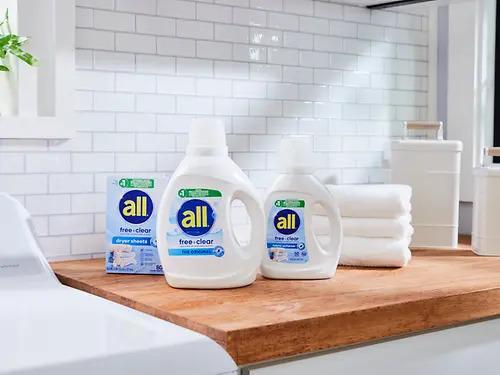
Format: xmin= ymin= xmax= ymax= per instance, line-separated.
xmin=311 ymin=188 xmax=342 ymax=257
xmin=230 ymin=189 xmax=264 ymax=268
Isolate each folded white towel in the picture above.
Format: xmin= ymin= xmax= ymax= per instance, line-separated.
xmin=318 ymin=236 xmax=411 ymax=268
xmin=313 ymin=215 xmax=413 ymax=239
xmin=316 ymin=184 xmax=412 ymax=218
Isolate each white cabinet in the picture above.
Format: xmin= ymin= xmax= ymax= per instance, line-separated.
xmin=248 ymin=318 xmax=500 ymax=375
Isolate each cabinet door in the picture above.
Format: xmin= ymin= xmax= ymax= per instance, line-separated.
xmin=248 ymin=318 xmax=500 ymax=375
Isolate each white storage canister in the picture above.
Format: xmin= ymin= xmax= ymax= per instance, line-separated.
xmin=472 ymin=147 xmax=500 ymax=255
xmin=391 ymin=122 xmax=462 ymax=248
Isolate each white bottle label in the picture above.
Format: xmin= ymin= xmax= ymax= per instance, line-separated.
xmin=267 ymin=199 xmax=308 ymax=263
xmin=166 ymin=188 xmax=225 ymax=258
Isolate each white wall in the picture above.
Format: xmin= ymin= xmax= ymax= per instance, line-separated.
xmin=0 ymin=0 xmax=429 ymax=259
xmin=447 ymin=0 xmax=475 ymax=202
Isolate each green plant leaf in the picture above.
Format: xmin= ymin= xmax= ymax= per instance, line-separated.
xmin=0 ymin=9 xmax=39 ymax=68
xmin=8 ymin=46 xmax=38 ymax=66
xmin=0 ymin=64 xmax=9 ymax=71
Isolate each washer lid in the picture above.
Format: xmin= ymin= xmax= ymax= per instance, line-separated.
xmin=391 ymin=139 xmax=463 ymax=152
xmin=0 ymin=286 xmax=237 ymax=375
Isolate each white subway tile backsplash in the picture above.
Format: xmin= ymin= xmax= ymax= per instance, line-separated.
xmin=136 ymin=94 xmax=176 ymax=113
xmin=177 ymin=58 xmax=214 ymax=76
xmin=216 ymin=24 xmax=249 ymax=43
xmin=267 ymin=82 xmax=298 ymax=99
xmin=234 ymin=81 xmax=267 ymax=98
xmin=158 ymin=76 xmax=196 ymax=95
xmin=136 ymin=54 xmax=175 ymax=75
xmin=94 ymin=51 xmax=135 ymax=72
xmin=343 ymin=71 xmax=370 ymax=87
xmin=234 ymin=8 xmax=267 ymax=27
xmin=215 ymin=61 xmax=250 ymax=79
xmin=249 ymin=99 xmax=282 ymax=116
xmin=330 ymin=53 xmax=357 ymax=70
xmin=299 ymin=16 xmax=328 ymax=34
xmin=76 ymin=7 xmax=93 ymax=28
xmin=26 ymin=153 xmax=71 ymax=173
xmin=93 ymin=132 xmax=135 ymax=152
xmin=76 ymin=0 xmax=113 ymax=10
xmin=268 ymin=12 xmax=299 ymax=30
xmin=283 ymin=100 xmax=313 ymax=117
xmin=94 ymin=92 xmax=135 ymax=112
xmin=344 ymin=6 xmax=370 ymax=23
xmin=117 ymin=0 xmax=156 ymax=14
xmin=116 ymin=153 xmax=157 ymax=171
xmin=314 ymin=102 xmax=341 ymax=118
xmin=314 ymin=69 xmax=342 ymax=85
xmin=197 ymin=78 xmax=232 ymax=96
xmin=284 ymin=0 xmax=313 ymax=16
xmin=299 ymin=84 xmax=328 ymax=101
xmin=49 ymin=174 xmax=94 ymax=194
xmin=313 ymin=2 xmax=342 ymax=19
xmin=76 ymin=71 xmax=115 ymax=92
xmin=93 ymin=10 xmax=135 ymax=32
xmin=0 ymin=153 xmax=24 ymax=173
xmin=234 ymin=44 xmax=267 ymax=62
xmin=72 ymin=153 xmax=115 ymax=172
xmin=177 ymin=96 xmax=214 ymax=114
xmin=177 ymin=20 xmax=214 ymax=40
xmin=250 ymin=0 xmax=283 ymax=11
xmin=116 ymin=73 xmax=156 ymax=93
xmin=250 ymin=63 xmax=281 ymax=81
xmin=71 ymin=193 xmax=106 ymax=213
xmin=137 ymin=15 xmax=176 ymax=36
xmin=116 ymin=33 xmax=156 ymax=54
xmin=268 ymin=47 xmax=299 ymax=65
xmin=371 ymin=10 xmax=397 ymax=27
xmin=330 ymin=20 xmax=357 ymax=38
xmin=197 ymin=41 xmax=233 ymax=60
xmin=30 ymin=0 xmax=428 ymax=258
xmin=233 ymin=117 xmax=266 ymax=133
xmin=283 ymin=66 xmax=312 ymax=83
xmin=215 ymin=98 xmax=249 ymax=115
xmin=197 ymin=3 xmax=232 ymax=23
xmin=76 ymin=29 xmax=114 ymax=50
xmin=283 ymin=31 xmax=313 ymax=49
xmin=50 ymin=214 xmax=94 ymax=235
xmin=26 ymin=194 xmax=71 ymax=215
xmin=250 ymin=28 xmax=282 ymax=46
xmin=158 ymin=0 xmax=196 ymax=19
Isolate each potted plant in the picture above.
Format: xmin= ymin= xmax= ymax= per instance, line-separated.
xmin=0 ymin=10 xmax=38 ymax=116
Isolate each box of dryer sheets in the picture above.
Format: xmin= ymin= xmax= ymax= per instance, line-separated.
xmin=106 ymin=177 xmax=165 ymax=274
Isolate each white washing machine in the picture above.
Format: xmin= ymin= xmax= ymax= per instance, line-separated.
xmin=0 ymin=194 xmax=238 ymax=375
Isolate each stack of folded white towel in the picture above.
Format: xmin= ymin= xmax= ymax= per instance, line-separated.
xmin=314 ymin=184 xmax=413 ymax=268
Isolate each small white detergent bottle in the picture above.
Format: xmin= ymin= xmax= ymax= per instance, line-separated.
xmin=262 ymin=135 xmax=342 ymax=279
xmin=157 ymin=119 xmax=265 ymax=289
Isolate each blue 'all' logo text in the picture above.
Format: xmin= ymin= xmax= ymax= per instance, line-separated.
xmin=119 ymin=190 xmax=153 ymax=224
xmin=274 ymin=209 xmax=300 ymax=235
xmin=177 ymin=199 xmax=215 ymax=236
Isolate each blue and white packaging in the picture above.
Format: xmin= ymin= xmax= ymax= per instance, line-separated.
xmin=106 ymin=177 xmax=166 ymax=274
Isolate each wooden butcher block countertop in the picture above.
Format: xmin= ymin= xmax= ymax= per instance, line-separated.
xmin=51 ymin=237 xmax=500 ymax=366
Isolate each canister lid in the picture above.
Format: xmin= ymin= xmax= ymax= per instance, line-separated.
xmin=391 ymin=139 xmax=463 ymax=152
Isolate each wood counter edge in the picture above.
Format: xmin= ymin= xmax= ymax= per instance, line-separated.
xmin=227 ymin=287 xmax=500 ymax=364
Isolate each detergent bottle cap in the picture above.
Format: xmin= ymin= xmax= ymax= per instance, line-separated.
xmin=187 ymin=119 xmax=228 ymax=156
xmin=279 ymin=135 xmax=315 ymax=174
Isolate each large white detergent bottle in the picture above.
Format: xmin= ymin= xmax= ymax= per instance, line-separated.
xmin=262 ymin=136 xmax=342 ymax=279
xmin=157 ymin=119 xmax=265 ymax=289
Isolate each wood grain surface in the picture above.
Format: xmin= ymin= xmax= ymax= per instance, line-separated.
xmin=51 ymin=236 xmax=500 ymax=365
